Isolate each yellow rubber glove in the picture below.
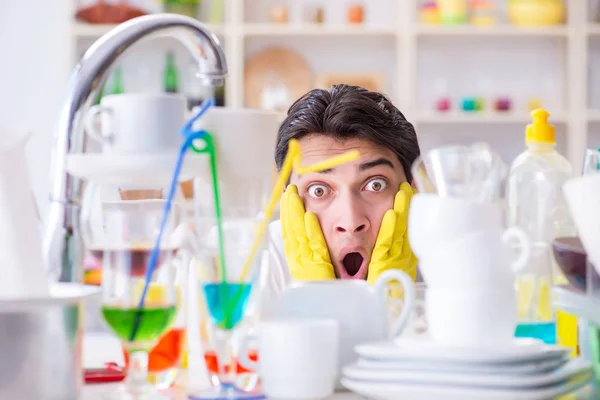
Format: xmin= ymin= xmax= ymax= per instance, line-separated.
xmin=367 ymin=182 xmax=417 ymax=284
xmin=280 ymin=185 xmax=336 ymax=280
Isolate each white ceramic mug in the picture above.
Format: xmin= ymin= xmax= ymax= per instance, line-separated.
xmin=269 ymin=270 xmax=415 ymax=384
xmin=84 ymin=93 xmax=186 ymax=154
xmin=408 ymin=193 xmax=506 ymax=257
xmin=426 ymin=286 xmax=518 ymax=348
xmin=418 ymin=227 xmax=530 ymax=289
xmin=239 ymin=319 xmax=340 ymax=400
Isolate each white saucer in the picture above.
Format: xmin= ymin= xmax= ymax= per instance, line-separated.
xmin=343 ymin=358 xmax=591 ymax=390
xmin=356 ymin=338 xmax=569 ymax=365
xmin=341 ymin=369 xmax=592 ymax=400
xmin=66 ymin=153 xmax=209 ymax=185
xmin=0 ymin=283 xmax=100 ymax=312
xmin=355 ymin=355 xmax=568 ymax=376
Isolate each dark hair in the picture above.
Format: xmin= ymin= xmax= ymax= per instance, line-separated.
xmin=275 ymin=84 xmax=420 ymax=182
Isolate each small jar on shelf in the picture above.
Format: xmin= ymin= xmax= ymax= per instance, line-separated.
xmin=347 ymin=3 xmax=365 ymax=24
xmin=419 ymin=2 xmax=441 ymax=25
xmin=269 ymin=3 xmax=289 ymax=24
xmin=303 ymin=3 xmax=325 ymax=24
xmin=438 ymin=0 xmax=468 ymax=25
xmin=470 ymin=0 xmax=496 ymax=26
xmin=162 ymin=0 xmax=201 ymax=19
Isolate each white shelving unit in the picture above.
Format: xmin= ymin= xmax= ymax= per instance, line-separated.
xmin=68 ymin=0 xmax=600 ymax=171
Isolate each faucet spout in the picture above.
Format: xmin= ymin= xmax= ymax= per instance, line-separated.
xmin=43 ymin=14 xmax=228 ymax=282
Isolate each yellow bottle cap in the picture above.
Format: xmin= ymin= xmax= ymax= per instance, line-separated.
xmin=526 ymin=108 xmax=555 ymax=145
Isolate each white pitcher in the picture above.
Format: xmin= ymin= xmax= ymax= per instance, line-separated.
xmin=0 ymin=130 xmax=48 ymax=298
xmin=269 ymin=270 xmax=415 ymax=382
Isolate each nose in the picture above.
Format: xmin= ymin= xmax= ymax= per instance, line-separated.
xmin=333 ymin=193 xmax=370 ymax=234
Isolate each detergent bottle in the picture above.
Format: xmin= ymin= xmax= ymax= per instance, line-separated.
xmin=507 ymin=109 xmax=577 ymax=347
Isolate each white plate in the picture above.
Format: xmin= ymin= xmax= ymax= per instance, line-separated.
xmin=355 ymin=355 xmax=568 ymax=376
xmin=357 ymin=338 xmax=569 ymax=365
xmin=341 ymin=363 xmax=593 ymax=400
xmin=0 ymin=283 xmax=100 ymax=312
xmin=343 ymin=358 xmax=591 ymax=389
xmin=66 ymin=153 xmax=209 ymax=185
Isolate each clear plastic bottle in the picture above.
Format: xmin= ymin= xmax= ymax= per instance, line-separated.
xmin=507 ymin=108 xmax=576 ymax=345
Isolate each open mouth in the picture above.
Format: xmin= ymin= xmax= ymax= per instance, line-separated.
xmin=339 ymin=251 xmax=368 ymax=280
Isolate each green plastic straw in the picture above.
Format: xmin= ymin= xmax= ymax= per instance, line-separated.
xmin=190 ymin=133 xmax=228 ymax=284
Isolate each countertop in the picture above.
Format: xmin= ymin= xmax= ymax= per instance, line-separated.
xmin=81 ymin=333 xmax=599 ymax=399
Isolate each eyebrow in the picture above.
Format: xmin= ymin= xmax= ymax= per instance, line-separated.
xmin=316 ymin=157 xmax=395 ymax=174
xmin=359 ymin=157 xmax=395 ymax=172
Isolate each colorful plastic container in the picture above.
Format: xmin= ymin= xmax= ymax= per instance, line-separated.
xmin=508 ymin=0 xmax=565 ymax=26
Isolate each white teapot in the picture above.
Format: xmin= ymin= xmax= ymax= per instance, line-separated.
xmin=270 ymin=270 xmax=415 ymax=381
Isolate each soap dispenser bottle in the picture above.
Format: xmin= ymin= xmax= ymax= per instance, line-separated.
xmin=507 ymin=108 xmax=575 ymax=345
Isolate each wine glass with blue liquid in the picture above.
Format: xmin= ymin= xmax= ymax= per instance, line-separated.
xmin=188 ymin=159 xmax=270 ymax=400
xmin=189 ymin=213 xmax=268 ymax=400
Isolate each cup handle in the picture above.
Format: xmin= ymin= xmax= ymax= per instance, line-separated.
xmin=238 ymin=330 xmax=259 ymax=372
xmin=84 ymin=104 xmax=114 ymax=145
xmin=374 ymin=270 xmax=416 ymax=338
xmin=502 ymin=227 xmax=531 ymax=273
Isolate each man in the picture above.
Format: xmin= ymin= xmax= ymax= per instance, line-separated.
xmin=267 ymin=84 xmax=421 ymax=292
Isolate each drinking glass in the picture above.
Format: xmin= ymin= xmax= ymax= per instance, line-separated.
xmin=411 ymin=143 xmax=507 ymax=202
xmin=582 ymin=148 xmax=600 ymax=175
xmin=187 ymin=130 xmax=271 ymax=399
xmin=80 ymin=183 xmax=182 ymax=399
xmin=188 ymin=208 xmax=268 ymax=400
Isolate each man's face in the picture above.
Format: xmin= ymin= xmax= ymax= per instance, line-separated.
xmin=289 ymin=134 xmax=408 ymax=280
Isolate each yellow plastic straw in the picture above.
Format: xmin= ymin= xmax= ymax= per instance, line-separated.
xmin=237 ymin=138 xmax=360 ymax=282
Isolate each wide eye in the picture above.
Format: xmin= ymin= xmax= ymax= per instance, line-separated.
xmin=307 ymin=184 xmax=330 ymax=199
xmin=364 ymin=178 xmax=387 ymax=192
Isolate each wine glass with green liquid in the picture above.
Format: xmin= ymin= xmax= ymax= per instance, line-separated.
xmin=81 ymin=185 xmax=182 ymax=399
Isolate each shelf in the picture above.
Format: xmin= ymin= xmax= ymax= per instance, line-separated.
xmin=587 ymin=24 xmax=600 ymax=36
xmin=416 ymin=24 xmax=568 ymax=37
xmin=589 ymin=110 xmax=600 ymax=122
xmin=72 ymin=22 xmax=226 ymax=38
xmin=243 ymin=24 xmax=397 ymax=37
xmin=415 ymin=111 xmax=566 ymax=125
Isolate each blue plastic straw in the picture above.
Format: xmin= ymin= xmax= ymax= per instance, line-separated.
xmin=129 ymin=98 xmax=214 ymax=342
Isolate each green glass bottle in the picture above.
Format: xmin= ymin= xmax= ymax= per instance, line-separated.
xmin=164 ymin=52 xmax=179 ymax=93
xmin=215 ymin=83 xmax=225 ymax=107
xmin=95 ymin=83 xmax=105 ymax=105
xmin=110 ymin=67 xmax=124 ymax=95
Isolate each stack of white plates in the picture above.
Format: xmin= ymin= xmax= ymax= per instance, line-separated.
xmin=342 ymin=338 xmax=593 ymax=399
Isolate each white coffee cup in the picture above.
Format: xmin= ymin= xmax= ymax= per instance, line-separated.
xmin=563 ymin=173 xmax=600 ymax=277
xmin=84 ymin=93 xmax=186 ymax=154
xmin=419 ymin=227 xmax=530 ymax=289
xmin=408 ymin=193 xmax=506 ymax=257
xmin=239 ymin=318 xmax=340 ymax=400
xmin=426 ymin=287 xmax=517 ymax=348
